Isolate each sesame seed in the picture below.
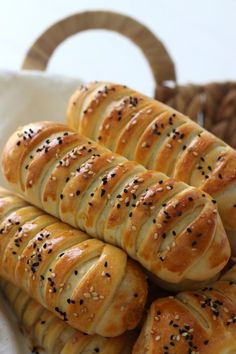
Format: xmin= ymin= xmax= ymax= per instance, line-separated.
xmin=83 ymin=292 xmax=91 ymax=299
xmin=155 ymin=335 xmax=161 ymax=341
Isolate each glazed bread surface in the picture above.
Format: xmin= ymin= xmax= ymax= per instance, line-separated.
xmin=0 ymin=187 xmax=147 ymax=337
xmin=67 ymin=82 xmax=236 ymax=232
xmin=1 ymin=122 xmax=230 ymax=290
xmin=133 ymin=265 xmax=236 ymax=354
xmin=0 ymin=280 xmax=136 ymax=354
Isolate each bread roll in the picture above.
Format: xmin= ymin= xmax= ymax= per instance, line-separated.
xmin=0 ymin=187 xmax=147 ymax=336
xmin=133 ymin=265 xmax=236 ymax=354
xmin=67 ymin=82 xmax=236 ymax=232
xmin=1 ymin=122 xmax=230 ymax=290
xmin=0 ymin=280 xmax=136 ymax=354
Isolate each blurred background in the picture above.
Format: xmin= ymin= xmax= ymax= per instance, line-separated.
xmin=0 ymin=0 xmax=235 ymax=95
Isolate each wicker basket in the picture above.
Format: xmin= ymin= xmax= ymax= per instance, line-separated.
xmin=22 ymin=10 xmax=236 ymax=148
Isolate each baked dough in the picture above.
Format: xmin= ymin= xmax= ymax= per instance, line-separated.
xmin=0 ymin=280 xmax=136 ymax=354
xmin=67 ymin=82 xmax=236 ymax=232
xmin=0 ymin=187 xmax=147 ymax=337
xmin=133 ymin=265 xmax=236 ymax=353
xmin=2 ymin=122 xmax=230 ymax=289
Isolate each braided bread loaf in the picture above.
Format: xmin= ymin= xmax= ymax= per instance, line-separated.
xmin=67 ymin=82 xmax=236 ymax=232
xmin=0 ymin=280 xmax=136 ymax=354
xmin=133 ymin=265 xmax=236 ymax=354
xmin=2 ymin=122 xmax=230 ymax=290
xmin=0 ymin=187 xmax=147 ymax=336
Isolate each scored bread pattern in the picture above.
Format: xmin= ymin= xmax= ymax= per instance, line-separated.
xmin=133 ymin=265 xmax=236 ymax=354
xmin=0 ymin=187 xmax=147 ymax=336
xmin=1 ymin=122 xmax=230 ymax=289
xmin=67 ymin=82 xmax=236 ymax=231
xmin=0 ymin=280 xmax=136 ymax=354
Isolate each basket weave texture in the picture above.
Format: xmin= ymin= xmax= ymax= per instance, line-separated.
xmin=156 ymin=82 xmax=236 ymax=148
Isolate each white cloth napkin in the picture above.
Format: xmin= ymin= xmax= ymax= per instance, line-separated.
xmin=0 ymin=70 xmax=82 ymax=186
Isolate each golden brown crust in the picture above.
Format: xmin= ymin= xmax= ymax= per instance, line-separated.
xmin=1 ymin=122 xmax=230 ymax=289
xmin=1 ymin=280 xmax=137 ymax=354
xmin=2 ymin=122 xmax=70 ymax=190
xmin=67 ymin=82 xmax=236 ymax=231
xmin=133 ymin=265 xmax=236 ymax=354
xmin=0 ymin=188 xmax=147 ymax=336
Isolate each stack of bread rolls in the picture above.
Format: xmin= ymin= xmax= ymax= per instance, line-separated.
xmin=1 ymin=82 xmax=236 ymax=353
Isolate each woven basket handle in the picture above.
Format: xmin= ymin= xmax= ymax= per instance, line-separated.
xmin=21 ymin=10 xmax=176 ymax=87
